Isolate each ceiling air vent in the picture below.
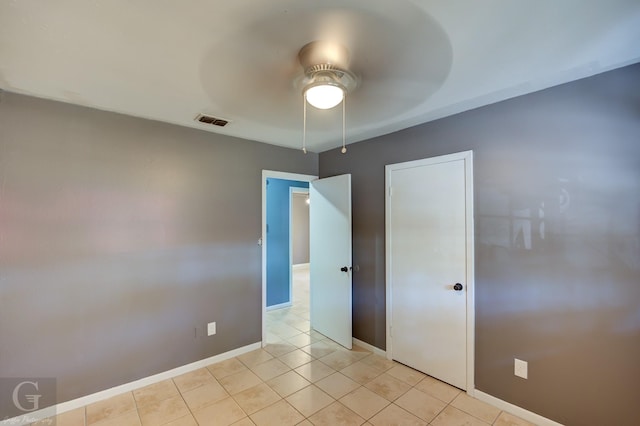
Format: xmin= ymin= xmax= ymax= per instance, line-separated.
xmin=195 ymin=113 xmax=229 ymax=127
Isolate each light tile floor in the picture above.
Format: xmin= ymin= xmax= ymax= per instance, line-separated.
xmin=32 ymin=266 xmax=536 ymax=426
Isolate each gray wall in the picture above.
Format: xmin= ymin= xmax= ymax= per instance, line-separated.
xmin=0 ymin=92 xmax=317 ymax=407
xmin=319 ymin=64 xmax=640 ymax=425
xmin=291 ymin=193 xmax=310 ymax=265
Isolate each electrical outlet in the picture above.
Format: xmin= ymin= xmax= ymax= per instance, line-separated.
xmin=207 ymin=322 xmax=216 ymax=336
xmin=514 ymin=358 xmax=528 ymax=379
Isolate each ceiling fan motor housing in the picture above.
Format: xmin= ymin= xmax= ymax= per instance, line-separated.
xmin=298 ymin=41 xmax=358 ymax=95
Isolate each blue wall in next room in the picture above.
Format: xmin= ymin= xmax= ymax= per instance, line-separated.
xmin=266 ymin=178 xmax=309 ymax=307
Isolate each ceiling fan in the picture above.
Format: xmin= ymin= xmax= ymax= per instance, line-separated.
xmin=199 ymin=1 xmax=452 ymax=152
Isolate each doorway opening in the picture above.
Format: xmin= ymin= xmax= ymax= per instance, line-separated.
xmin=261 ymin=170 xmax=316 ymax=346
xmin=288 ymin=188 xmax=311 ymax=322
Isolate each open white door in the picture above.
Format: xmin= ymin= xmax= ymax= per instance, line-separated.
xmin=310 ymin=174 xmax=352 ymax=349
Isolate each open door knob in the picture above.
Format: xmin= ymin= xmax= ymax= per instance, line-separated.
xmin=453 ymin=283 xmax=463 ymax=291
xmin=340 ymin=266 xmax=349 ymax=272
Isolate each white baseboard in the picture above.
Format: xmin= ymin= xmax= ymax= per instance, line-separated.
xmin=2 ymin=342 xmax=261 ymax=426
xmin=353 ymin=337 xmax=386 ymax=357
xmin=266 ymin=301 xmax=292 ymax=311
xmin=292 ymin=263 xmax=309 ymax=270
xmin=472 ymin=389 xmax=564 ymax=426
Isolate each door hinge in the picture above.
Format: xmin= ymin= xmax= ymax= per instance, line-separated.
xmin=388 ymin=187 xmax=393 ymax=197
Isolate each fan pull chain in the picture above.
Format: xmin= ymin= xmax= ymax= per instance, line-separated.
xmin=303 ymin=92 xmax=348 ymax=155
xmin=302 ymin=94 xmax=307 ymax=154
xmin=341 ymin=96 xmax=347 ymax=154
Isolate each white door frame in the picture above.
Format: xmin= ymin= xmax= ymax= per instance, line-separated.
xmin=385 ymin=150 xmax=475 ymax=392
xmin=262 ymin=170 xmax=317 ymax=346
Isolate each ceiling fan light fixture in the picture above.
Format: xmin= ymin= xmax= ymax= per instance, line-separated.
xmin=297 ymin=41 xmax=359 ymax=155
xmin=304 ymin=83 xmax=344 ymax=109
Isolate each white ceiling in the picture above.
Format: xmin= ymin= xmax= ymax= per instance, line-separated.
xmin=1 ymin=0 xmax=639 ymax=153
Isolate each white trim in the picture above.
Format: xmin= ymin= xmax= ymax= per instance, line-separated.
xmin=262 ymin=170 xmax=317 ymax=347
xmin=473 ymin=390 xmax=565 ymax=426
xmin=353 ymin=338 xmax=386 ymax=357
xmin=2 ymin=342 xmax=261 ymax=425
xmin=384 ymin=165 xmax=393 ymax=364
xmin=384 ymin=150 xmax=475 ymax=392
xmin=464 ymin=151 xmax=475 ymax=391
xmin=266 ymin=301 xmax=292 ymax=311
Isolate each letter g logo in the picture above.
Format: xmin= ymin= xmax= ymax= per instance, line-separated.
xmin=12 ymin=381 xmax=42 ymax=412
